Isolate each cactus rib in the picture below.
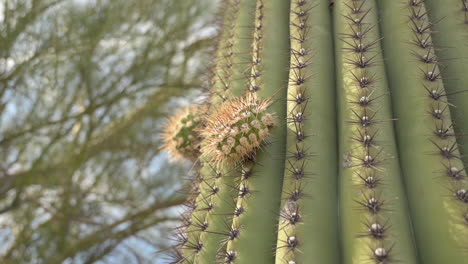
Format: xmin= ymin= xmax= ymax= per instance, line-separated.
xmin=424 ymin=0 xmax=468 ymax=167
xmin=275 ymin=0 xmax=339 ymax=263
xmin=378 ymin=0 xmax=468 ymax=263
xmin=334 ymin=1 xmax=419 ymax=263
xmin=225 ymin=0 xmax=290 ymax=263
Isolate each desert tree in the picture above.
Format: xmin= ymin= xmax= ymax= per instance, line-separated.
xmin=0 ymin=0 xmax=216 ymax=263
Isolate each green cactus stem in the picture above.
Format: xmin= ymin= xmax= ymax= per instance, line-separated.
xmin=334 ymin=0 xmax=418 ymax=263
xmin=166 ymin=0 xmax=468 ymax=263
xmin=176 ymin=0 xmax=256 ymax=262
xmin=224 ymin=1 xmax=290 ymax=263
xmin=378 ymin=0 xmax=468 ymax=263
xmin=424 ymin=0 xmax=468 ymax=167
xmin=275 ymin=0 xmax=339 ymax=263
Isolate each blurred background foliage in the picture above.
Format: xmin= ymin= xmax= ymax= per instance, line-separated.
xmin=0 ymin=0 xmax=217 ymax=263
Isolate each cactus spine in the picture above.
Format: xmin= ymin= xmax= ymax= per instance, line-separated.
xmin=165 ymin=0 xmax=468 ymax=263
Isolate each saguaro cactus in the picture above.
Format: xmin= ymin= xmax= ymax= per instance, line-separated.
xmin=164 ymin=0 xmax=468 ymax=263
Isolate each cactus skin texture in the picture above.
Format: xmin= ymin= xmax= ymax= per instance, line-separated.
xmin=165 ymin=0 xmax=468 ymax=263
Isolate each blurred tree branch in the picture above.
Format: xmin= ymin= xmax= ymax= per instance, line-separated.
xmin=1 ymin=82 xmax=198 ymax=195
xmin=0 ymin=0 xmax=217 ymax=263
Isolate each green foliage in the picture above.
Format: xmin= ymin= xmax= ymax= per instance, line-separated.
xmin=168 ymin=0 xmax=468 ymax=263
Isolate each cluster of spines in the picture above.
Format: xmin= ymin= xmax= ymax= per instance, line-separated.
xmin=169 ymin=0 xmax=242 ymax=262
xmin=200 ymin=95 xmax=275 ymax=167
xmin=223 ymin=1 xmax=265 ymax=263
xmin=406 ymin=0 xmax=468 ymax=228
xmin=275 ymin=1 xmax=314 ymax=263
xmin=340 ymin=1 xmax=396 ymax=262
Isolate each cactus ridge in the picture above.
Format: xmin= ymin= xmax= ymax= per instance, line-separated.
xmin=423 ymin=0 xmax=468 ymax=170
xmin=180 ymin=168 xmax=218 ymax=262
xmin=377 ymin=0 xmax=468 ymax=263
xmin=173 ymin=0 xmax=244 ymax=262
xmin=274 ymin=0 xmax=342 ymax=263
xmin=276 ymin=1 xmax=330 ymax=263
xmin=410 ymin=0 xmax=468 ymax=236
xmin=405 ymin=0 xmax=468 ymax=234
xmin=193 ymin=164 xmax=241 ymax=263
xmin=194 ymin=0 xmax=264 ymax=262
xmin=246 ymin=0 xmax=264 ymax=96
xmin=210 ymin=0 xmax=240 ymax=104
xmin=224 ymin=0 xmax=291 ymax=262
xmin=335 ymin=0 xmax=419 ymax=263
xmin=338 ymin=0 xmax=395 ymax=262
xmin=224 ymin=1 xmax=266 ymax=262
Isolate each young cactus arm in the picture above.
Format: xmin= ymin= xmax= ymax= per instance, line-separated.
xmin=225 ymin=0 xmax=290 ymax=263
xmin=334 ymin=1 xmax=419 ymax=263
xmin=378 ymin=0 xmax=468 ymax=263
xmin=424 ymin=0 xmax=468 ymax=166
xmin=275 ymin=0 xmax=340 ymax=263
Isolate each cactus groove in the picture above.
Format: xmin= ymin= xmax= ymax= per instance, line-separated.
xmin=164 ymin=0 xmax=468 ymax=263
